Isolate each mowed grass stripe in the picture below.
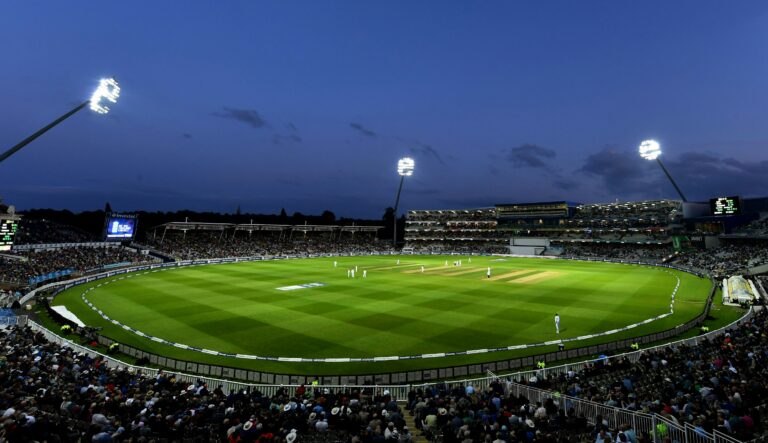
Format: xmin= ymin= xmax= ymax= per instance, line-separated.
xmin=60 ymin=255 xmax=693 ymax=360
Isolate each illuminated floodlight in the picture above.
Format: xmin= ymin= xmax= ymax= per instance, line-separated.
xmin=89 ymin=78 xmax=121 ymax=114
xmin=397 ymin=157 xmax=415 ymax=176
xmin=638 ymin=139 xmax=661 ymax=161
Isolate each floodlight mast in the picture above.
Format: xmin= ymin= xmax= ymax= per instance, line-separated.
xmin=638 ymin=140 xmax=687 ymax=202
xmin=0 ymin=78 xmax=120 ymax=164
xmin=392 ymin=157 xmax=415 ymax=247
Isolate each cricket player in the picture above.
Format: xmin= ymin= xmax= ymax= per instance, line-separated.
xmin=347 ymin=269 xmax=351 ymax=278
xmin=554 ymin=313 xmax=560 ymax=334
xmin=397 ymin=259 xmax=400 ymax=265
xmin=363 ymin=270 xmax=367 ymax=278
xmin=334 ymin=261 xmax=337 ymax=267
xmin=420 ymin=265 xmax=425 ymax=273
xmin=487 ymin=267 xmax=491 ymax=279
xmin=351 ymin=269 xmax=355 ymax=278
xmin=355 ymin=265 xmax=358 ymax=272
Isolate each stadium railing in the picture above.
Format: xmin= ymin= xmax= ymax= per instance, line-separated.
xmin=26 ymin=253 xmax=726 ymax=384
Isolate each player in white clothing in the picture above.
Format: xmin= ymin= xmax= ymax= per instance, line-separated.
xmin=363 ymin=270 xmax=367 ymax=278
xmin=333 ymin=261 xmax=337 ymax=267
xmin=487 ymin=267 xmax=491 ymax=279
xmin=420 ymin=265 xmax=425 ymax=273
xmin=554 ymin=313 xmax=560 ymax=334
xmin=347 ymin=269 xmax=351 ymax=277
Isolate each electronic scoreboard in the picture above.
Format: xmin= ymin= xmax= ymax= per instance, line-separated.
xmin=0 ymin=219 xmax=18 ymax=251
xmin=709 ymin=196 xmax=741 ymax=216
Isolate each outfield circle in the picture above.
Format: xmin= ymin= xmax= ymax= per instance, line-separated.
xmin=56 ymin=254 xmax=699 ymax=364
xmin=78 ymin=271 xmax=680 ymax=362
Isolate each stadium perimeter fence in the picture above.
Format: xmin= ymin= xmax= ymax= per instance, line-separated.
xmin=28 ymin=253 xmax=721 ymax=385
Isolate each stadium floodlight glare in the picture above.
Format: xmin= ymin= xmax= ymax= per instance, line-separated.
xmin=638 ymin=139 xmax=661 ymax=161
xmin=637 ymin=139 xmax=688 ymax=202
xmin=89 ymin=77 xmax=121 ymax=114
xmin=393 ymin=157 xmax=415 ymax=246
xmin=397 ymin=157 xmax=415 ymax=176
xmin=0 ymin=77 xmax=121 ymax=164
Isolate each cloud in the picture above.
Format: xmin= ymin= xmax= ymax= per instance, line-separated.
xmin=578 ymin=145 xmax=654 ymax=195
xmin=504 ymin=144 xmax=557 ymax=168
xmin=663 ymin=151 xmax=768 ymax=199
xmin=408 ymin=142 xmax=444 ymax=164
xmin=213 ymin=107 xmax=268 ymax=129
xmin=272 ymin=134 xmax=303 ymax=145
xmin=349 ymin=122 xmax=377 ymax=137
xmin=576 ymin=145 xmax=768 ymax=200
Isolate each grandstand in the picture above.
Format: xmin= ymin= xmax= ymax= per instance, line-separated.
xmin=3 ymin=203 xmax=768 ymax=442
xmin=405 ymin=200 xmax=683 ymax=257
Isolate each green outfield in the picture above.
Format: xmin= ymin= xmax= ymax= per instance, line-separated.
xmin=52 ymin=255 xmax=713 ymax=375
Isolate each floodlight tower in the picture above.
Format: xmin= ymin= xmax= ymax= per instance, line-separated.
xmin=638 ymin=139 xmax=687 ymax=202
xmin=392 ymin=157 xmax=415 ymax=247
xmin=0 ymin=78 xmax=121 ymax=164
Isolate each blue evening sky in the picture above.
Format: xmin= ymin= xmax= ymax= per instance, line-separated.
xmin=1 ymin=1 xmax=767 ymax=217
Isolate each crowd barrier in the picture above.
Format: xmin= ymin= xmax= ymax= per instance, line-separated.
xmin=30 ymin=252 xmax=721 ymax=382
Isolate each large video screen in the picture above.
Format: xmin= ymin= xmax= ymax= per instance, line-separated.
xmin=104 ymin=214 xmax=137 ymax=241
xmin=0 ymin=219 xmax=18 ymax=251
xmin=710 ymin=196 xmax=741 ymax=216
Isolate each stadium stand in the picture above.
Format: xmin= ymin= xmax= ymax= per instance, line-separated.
xmin=0 ymin=323 xmax=415 ymax=442
xmin=405 ymin=200 xmax=682 ymax=255
xmin=13 ymin=219 xmax=97 ymax=244
xmin=145 ymin=222 xmax=393 ymax=260
xmin=0 ymin=245 xmax=157 ymax=291
xmin=513 ymin=307 xmax=768 ymax=441
xmin=673 ymin=242 xmax=768 ymax=277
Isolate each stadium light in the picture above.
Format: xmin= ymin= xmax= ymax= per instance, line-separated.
xmin=89 ymin=78 xmax=121 ymax=114
xmin=397 ymin=157 xmax=415 ymax=177
xmin=638 ymin=139 xmax=661 ymax=160
xmin=638 ymin=139 xmax=687 ymax=202
xmin=0 ymin=77 xmax=120 ymax=164
xmin=393 ymin=157 xmax=415 ymax=247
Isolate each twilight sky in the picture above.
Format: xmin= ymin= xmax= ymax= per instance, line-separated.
xmin=1 ymin=1 xmax=767 ymax=218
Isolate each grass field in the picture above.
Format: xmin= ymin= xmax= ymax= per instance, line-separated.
xmin=52 ymin=255 xmax=714 ymax=375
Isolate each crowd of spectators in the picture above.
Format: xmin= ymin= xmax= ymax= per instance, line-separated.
xmin=12 ymin=219 xmax=97 ymax=245
xmin=405 ymin=379 xmax=597 ymax=443
xmin=558 ymin=243 xmax=674 ymax=262
xmin=404 ymin=240 xmax=509 ymax=255
xmin=523 ymin=307 xmax=768 ymax=441
xmin=731 ymin=218 xmax=768 ymax=238
xmin=0 ymin=324 xmax=421 ymax=441
xmin=0 ymin=247 xmax=154 ymax=288
xmin=145 ymin=231 xmax=396 ymax=261
xmin=672 ymin=242 xmax=768 ymax=276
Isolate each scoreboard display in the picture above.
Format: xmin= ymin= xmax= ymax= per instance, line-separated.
xmin=710 ymin=196 xmax=741 ymax=216
xmin=104 ymin=213 xmax=138 ymax=241
xmin=0 ymin=219 xmax=19 ymax=251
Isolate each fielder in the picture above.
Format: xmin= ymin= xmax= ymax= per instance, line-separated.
xmin=554 ymin=313 xmax=560 ymax=334
xmin=347 ymin=269 xmax=351 ymax=278
xmin=333 ymin=261 xmax=337 ymax=267
xmin=420 ymin=265 xmax=425 ymax=273
xmin=363 ymin=270 xmax=367 ymax=278
xmin=487 ymin=267 xmax=491 ymax=279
